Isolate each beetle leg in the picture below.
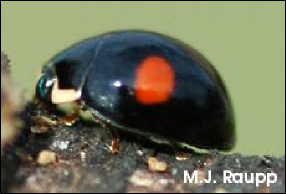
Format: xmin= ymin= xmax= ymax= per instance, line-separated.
xmin=58 ymin=101 xmax=82 ymax=126
xmin=175 ymin=152 xmax=189 ymax=161
xmin=31 ymin=115 xmax=57 ymax=133
xmin=102 ymin=127 xmax=120 ymax=154
xmin=31 ymin=96 xmax=57 ymax=133
xmin=171 ymin=145 xmax=189 ymax=161
xmin=109 ymin=128 xmax=120 ymax=154
xmin=33 ymin=97 xmax=81 ymax=127
xmin=92 ymin=114 xmax=120 ymax=154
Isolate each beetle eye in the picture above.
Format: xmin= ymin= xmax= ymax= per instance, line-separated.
xmin=36 ymin=74 xmax=55 ymax=102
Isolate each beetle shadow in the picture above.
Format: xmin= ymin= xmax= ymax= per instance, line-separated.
xmin=111 ymin=128 xmax=205 ymax=157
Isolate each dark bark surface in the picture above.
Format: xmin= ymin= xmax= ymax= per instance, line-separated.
xmin=1 ymin=53 xmax=285 ymax=193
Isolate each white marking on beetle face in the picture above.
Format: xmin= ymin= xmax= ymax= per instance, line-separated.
xmin=51 ymin=80 xmax=81 ymax=104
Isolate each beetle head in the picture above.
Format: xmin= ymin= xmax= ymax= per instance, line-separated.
xmin=36 ymin=72 xmax=55 ymax=103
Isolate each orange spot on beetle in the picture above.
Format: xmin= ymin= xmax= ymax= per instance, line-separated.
xmin=135 ymin=56 xmax=175 ymax=105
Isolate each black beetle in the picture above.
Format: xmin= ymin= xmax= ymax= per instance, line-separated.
xmin=35 ymin=30 xmax=235 ymax=153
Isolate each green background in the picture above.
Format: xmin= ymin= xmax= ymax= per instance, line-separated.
xmin=1 ymin=2 xmax=285 ymax=156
